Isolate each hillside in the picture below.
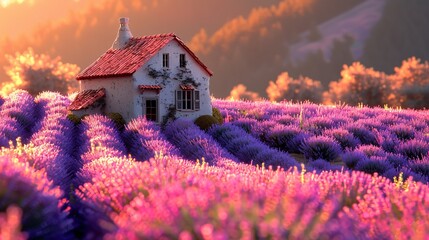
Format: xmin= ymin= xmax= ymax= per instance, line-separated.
xmin=362 ymin=0 xmax=429 ymax=73
xmin=289 ymin=0 xmax=387 ymax=63
xmin=1 ymin=90 xmax=429 ymax=239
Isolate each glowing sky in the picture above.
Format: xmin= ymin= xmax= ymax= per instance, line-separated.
xmin=0 ymin=0 xmax=277 ymax=73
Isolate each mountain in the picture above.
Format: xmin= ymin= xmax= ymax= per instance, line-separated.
xmin=289 ymin=0 xmax=387 ymax=63
xmin=361 ymin=0 xmax=429 ymax=73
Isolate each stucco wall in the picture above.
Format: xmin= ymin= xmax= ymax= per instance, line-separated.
xmin=80 ymin=76 xmax=135 ymax=121
xmin=132 ymin=39 xmax=212 ymax=122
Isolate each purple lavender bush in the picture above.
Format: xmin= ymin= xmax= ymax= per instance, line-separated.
xmin=0 ymin=90 xmax=37 ymax=142
xmin=0 ymin=117 xmax=25 ymax=147
xmin=346 ymin=123 xmax=379 ymax=146
xmin=0 ymin=155 xmax=72 ymax=239
xmin=341 ymin=151 xmax=368 ymax=169
xmin=79 ymin=115 xmax=127 ymax=164
xmin=303 ymin=116 xmax=335 ymax=135
xmin=300 ymin=136 xmax=342 ymax=162
xmin=397 ymin=139 xmax=429 ymax=161
xmin=324 ymin=128 xmax=360 ymax=150
xmin=354 ymin=156 xmax=393 ymax=175
xmin=390 ymin=123 xmax=416 ymax=141
xmin=265 ymin=124 xmax=307 ymax=154
xmin=123 ymin=117 xmax=181 ymax=161
xmin=208 ymin=123 xmax=299 ymax=169
xmin=164 ymin=118 xmax=237 ymax=165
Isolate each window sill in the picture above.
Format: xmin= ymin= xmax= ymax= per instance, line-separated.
xmin=177 ymin=109 xmax=197 ymax=112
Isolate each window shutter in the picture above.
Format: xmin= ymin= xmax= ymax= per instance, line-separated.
xmin=194 ymin=90 xmax=200 ymax=111
xmin=176 ymin=90 xmax=182 ymax=110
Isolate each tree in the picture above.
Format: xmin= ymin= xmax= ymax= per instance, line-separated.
xmin=228 ymin=84 xmax=261 ymax=101
xmin=324 ymin=62 xmax=392 ymax=106
xmin=266 ymin=72 xmax=323 ymax=103
xmin=393 ymin=57 xmax=429 ymax=109
xmin=1 ymin=48 xmax=80 ymax=96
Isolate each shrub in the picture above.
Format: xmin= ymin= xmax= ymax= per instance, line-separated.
xmin=356 ymin=145 xmax=387 ymax=158
xmin=107 ymin=112 xmax=126 ymax=131
xmin=324 ymin=129 xmax=359 ymax=150
xmin=0 ymin=155 xmax=72 ymax=239
xmin=342 ymin=151 xmax=368 ymax=169
xmin=386 ymin=154 xmax=408 ymax=169
xmin=208 ymin=123 xmax=299 ymax=169
xmin=212 ymin=107 xmax=224 ymax=124
xmin=399 ymin=167 xmax=429 ymax=184
xmin=194 ymin=115 xmax=219 ymax=131
xmin=380 ymin=132 xmax=401 ymax=153
xmin=390 ymin=124 xmax=415 ymax=141
xmin=266 ymin=72 xmax=323 ymax=103
xmin=300 ymin=136 xmax=341 ymax=162
xmin=304 ymin=117 xmax=334 ymax=135
xmin=123 ymin=117 xmax=181 ymax=161
xmin=409 ymin=159 xmax=429 ymax=178
xmin=266 ymin=125 xmax=307 ymax=154
xmin=164 ymin=118 xmax=236 ymax=165
xmin=325 ymin=62 xmax=391 ymax=107
xmin=355 ymin=157 xmax=392 ymax=175
xmin=67 ymin=113 xmax=81 ymax=125
xmin=307 ymin=159 xmax=333 ymax=172
xmin=232 ymin=118 xmax=258 ymax=134
xmin=347 ymin=124 xmax=379 ymax=146
xmin=397 ymin=139 xmax=429 ymax=161
xmin=272 ymin=114 xmax=298 ymax=125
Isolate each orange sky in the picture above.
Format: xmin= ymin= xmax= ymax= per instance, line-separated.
xmin=0 ymin=0 xmax=278 ymax=51
xmin=0 ymin=0 xmax=279 ymax=95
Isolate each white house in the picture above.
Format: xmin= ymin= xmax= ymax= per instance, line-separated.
xmin=69 ymin=17 xmax=213 ymax=123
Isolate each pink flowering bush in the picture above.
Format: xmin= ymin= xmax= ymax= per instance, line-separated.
xmin=0 ymin=155 xmax=71 ymax=239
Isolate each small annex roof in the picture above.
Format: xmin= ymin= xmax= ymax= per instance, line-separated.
xmin=76 ymin=33 xmax=212 ymax=80
xmin=69 ymin=88 xmax=106 ymax=111
xmin=138 ymin=85 xmax=163 ymax=94
xmin=180 ymin=84 xmax=195 ymax=90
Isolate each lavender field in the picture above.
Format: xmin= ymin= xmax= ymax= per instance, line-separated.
xmin=1 ymin=90 xmax=429 ymax=239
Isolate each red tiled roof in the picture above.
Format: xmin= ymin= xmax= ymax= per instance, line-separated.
xmin=69 ymin=88 xmax=106 ymax=111
xmin=76 ymin=33 xmax=213 ymax=80
xmin=138 ymin=85 xmax=163 ymax=93
xmin=180 ymin=84 xmax=195 ymax=90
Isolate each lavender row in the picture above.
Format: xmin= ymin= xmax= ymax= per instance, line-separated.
xmin=123 ymin=117 xmax=181 ymax=161
xmin=73 ymin=115 xmax=130 ymax=238
xmin=29 ymin=92 xmax=79 ymax=191
xmin=163 ymin=118 xmax=238 ymax=165
xmin=0 ymin=90 xmax=38 ymax=146
xmin=78 ymin=114 xmax=127 ymax=165
xmin=100 ymin=156 xmax=429 ymax=239
xmin=218 ymin=99 xmax=429 ymax=177
xmin=0 ymin=153 xmax=72 ymax=239
xmin=213 ymin=98 xmax=429 ymax=127
xmin=208 ymin=122 xmax=299 ymax=170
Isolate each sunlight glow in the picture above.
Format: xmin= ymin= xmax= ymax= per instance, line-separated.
xmin=0 ymin=0 xmax=28 ymax=8
xmin=1 ymin=48 xmax=80 ymax=96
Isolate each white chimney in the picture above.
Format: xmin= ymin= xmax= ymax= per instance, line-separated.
xmin=112 ymin=17 xmax=133 ymax=49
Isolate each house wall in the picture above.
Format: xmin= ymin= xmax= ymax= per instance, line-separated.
xmin=132 ymin=39 xmax=212 ymax=122
xmin=80 ymin=76 xmax=135 ymax=121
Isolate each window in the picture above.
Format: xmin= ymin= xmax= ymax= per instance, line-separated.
xmin=179 ymin=54 xmax=186 ymax=68
xmin=176 ymin=90 xmax=200 ymax=111
xmin=162 ymin=53 xmax=169 ymax=68
xmin=145 ymin=99 xmax=158 ymax=121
